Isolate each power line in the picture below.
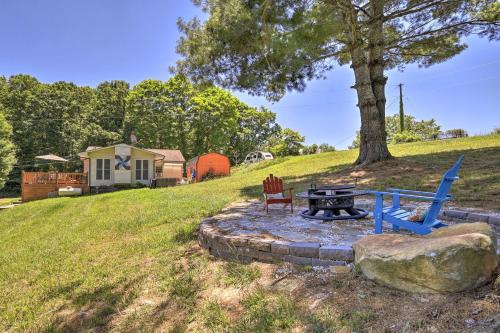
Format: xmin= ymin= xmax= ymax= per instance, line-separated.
xmin=334 ymin=133 xmax=357 ymax=147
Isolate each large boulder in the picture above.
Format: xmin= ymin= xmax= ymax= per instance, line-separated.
xmin=354 ymin=223 xmax=498 ymax=293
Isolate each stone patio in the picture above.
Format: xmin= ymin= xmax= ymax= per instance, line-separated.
xmin=198 ymin=200 xmax=500 ymax=267
xmin=199 ymin=200 xmax=387 ymax=267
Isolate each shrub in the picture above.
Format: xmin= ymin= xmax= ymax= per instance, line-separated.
xmin=392 ymin=131 xmax=421 ymax=144
xmin=445 ymin=128 xmax=468 ymax=138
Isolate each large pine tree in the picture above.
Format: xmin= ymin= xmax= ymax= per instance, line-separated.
xmin=175 ymin=0 xmax=499 ymax=164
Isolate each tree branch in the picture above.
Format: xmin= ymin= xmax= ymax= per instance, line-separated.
xmin=383 ymin=0 xmax=455 ymax=22
xmin=354 ymin=4 xmax=371 ymax=19
xmin=385 ymin=19 xmax=493 ymax=49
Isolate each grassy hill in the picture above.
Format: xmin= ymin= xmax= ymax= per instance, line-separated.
xmin=0 ymin=135 xmax=499 ymax=331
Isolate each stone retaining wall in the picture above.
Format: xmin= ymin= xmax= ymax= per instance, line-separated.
xmin=198 ymin=221 xmax=353 ymax=267
xmin=199 ymin=203 xmax=500 ymax=266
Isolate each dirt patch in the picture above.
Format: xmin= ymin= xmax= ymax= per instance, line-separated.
xmin=104 ymin=242 xmax=499 ymax=332
xmin=273 ymin=265 xmax=500 ymax=332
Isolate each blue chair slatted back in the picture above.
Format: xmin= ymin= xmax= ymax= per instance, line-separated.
xmin=422 ymin=155 xmax=464 ymax=226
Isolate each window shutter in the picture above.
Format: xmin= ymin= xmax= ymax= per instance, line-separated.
xmin=136 ymin=160 xmax=141 ymax=180
xmin=142 ymin=160 xmax=149 ymax=180
xmin=96 ymin=159 xmax=103 ymax=180
xmin=104 ymin=159 xmax=111 ymax=180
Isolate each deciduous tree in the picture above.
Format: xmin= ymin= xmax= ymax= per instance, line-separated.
xmin=228 ymin=106 xmax=280 ymax=164
xmin=0 ymin=112 xmax=16 ymax=189
xmin=267 ymin=128 xmax=305 ymax=157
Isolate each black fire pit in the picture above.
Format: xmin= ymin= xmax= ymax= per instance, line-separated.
xmin=296 ymin=184 xmax=368 ymax=221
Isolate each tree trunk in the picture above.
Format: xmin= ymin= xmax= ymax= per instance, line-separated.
xmin=344 ymin=0 xmax=392 ymax=165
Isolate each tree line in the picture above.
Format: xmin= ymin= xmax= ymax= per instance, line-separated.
xmin=0 ymin=74 xmax=312 ymax=190
xmin=349 ymin=114 xmax=474 ymax=148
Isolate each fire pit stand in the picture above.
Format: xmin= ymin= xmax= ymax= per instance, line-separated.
xmin=296 ymin=184 xmax=368 ymax=221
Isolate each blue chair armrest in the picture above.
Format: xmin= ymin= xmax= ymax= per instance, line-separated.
xmin=388 ymin=188 xmax=437 ymax=196
xmin=366 ymin=190 xmax=445 ymax=201
xmin=388 ymin=188 xmax=453 ymax=200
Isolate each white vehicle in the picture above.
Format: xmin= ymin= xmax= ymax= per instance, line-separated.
xmin=244 ymin=151 xmax=274 ymax=164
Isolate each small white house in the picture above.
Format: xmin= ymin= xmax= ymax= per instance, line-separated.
xmin=78 ymin=144 xmax=185 ymax=187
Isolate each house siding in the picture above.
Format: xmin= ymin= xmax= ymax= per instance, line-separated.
xmin=131 ymin=149 xmax=155 ymax=185
xmin=88 ymin=147 xmax=115 ymax=187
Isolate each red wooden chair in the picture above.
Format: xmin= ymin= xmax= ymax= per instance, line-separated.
xmin=263 ymin=174 xmax=293 ymax=213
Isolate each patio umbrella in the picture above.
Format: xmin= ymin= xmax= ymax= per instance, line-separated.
xmin=35 ymin=154 xmax=69 ymax=162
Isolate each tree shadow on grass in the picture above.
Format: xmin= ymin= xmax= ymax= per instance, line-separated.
xmin=42 ymin=277 xmax=143 ymax=333
xmin=173 ymin=222 xmax=198 ymax=243
xmin=239 ymin=148 xmax=500 ymax=209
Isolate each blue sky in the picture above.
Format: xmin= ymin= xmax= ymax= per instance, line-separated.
xmin=1 ymin=0 xmax=499 ymax=149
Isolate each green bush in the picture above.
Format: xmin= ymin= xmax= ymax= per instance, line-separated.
xmin=445 ymin=128 xmax=468 ymax=138
xmin=392 ymin=131 xmax=421 ymax=144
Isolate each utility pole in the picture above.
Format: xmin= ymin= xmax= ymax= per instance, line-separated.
xmin=398 ymin=83 xmax=405 ymax=132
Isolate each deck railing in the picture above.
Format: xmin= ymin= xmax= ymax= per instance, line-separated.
xmin=21 ymin=171 xmax=89 ymax=202
xmin=22 ymin=172 xmax=88 ymax=185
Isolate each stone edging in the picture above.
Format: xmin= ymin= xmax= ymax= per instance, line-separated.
xmin=199 ymin=203 xmax=500 ymax=266
xmin=198 ymin=220 xmax=353 ymax=267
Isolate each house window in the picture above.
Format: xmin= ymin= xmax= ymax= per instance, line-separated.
xmin=155 ymin=165 xmax=163 ymax=176
xmin=135 ymin=160 xmax=150 ymax=180
xmin=96 ymin=159 xmax=111 ymax=180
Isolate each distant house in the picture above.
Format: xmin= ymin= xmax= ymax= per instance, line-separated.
xmin=78 ymin=144 xmax=185 ymax=187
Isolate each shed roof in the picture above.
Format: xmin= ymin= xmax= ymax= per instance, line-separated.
xmin=146 ymin=149 xmax=185 ymax=162
xmin=187 ymin=152 xmax=229 ymax=166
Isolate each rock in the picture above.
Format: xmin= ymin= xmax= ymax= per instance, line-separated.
xmin=353 ymin=223 xmax=498 ymax=293
xmin=330 ymin=265 xmax=352 ymax=274
xmin=493 ymin=273 xmax=500 ymax=291
xmin=465 ymin=318 xmax=476 ymax=327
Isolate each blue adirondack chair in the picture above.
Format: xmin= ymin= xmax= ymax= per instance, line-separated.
xmin=368 ymin=155 xmax=464 ymax=235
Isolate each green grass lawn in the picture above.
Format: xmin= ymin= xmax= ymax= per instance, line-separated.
xmin=0 ymin=135 xmax=499 ymax=331
xmin=0 ymin=197 xmax=20 ymax=206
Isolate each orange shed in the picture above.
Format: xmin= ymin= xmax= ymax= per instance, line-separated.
xmin=187 ymin=153 xmax=230 ymax=182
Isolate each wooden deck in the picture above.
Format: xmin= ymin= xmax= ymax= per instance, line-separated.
xmin=21 ymin=171 xmax=89 ymax=202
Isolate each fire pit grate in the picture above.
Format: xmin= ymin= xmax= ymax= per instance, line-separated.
xmin=296 ymin=184 xmax=368 ymax=221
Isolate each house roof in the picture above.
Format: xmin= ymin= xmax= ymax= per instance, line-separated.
xmin=85 ymin=146 xmax=101 ymax=152
xmin=146 ymin=149 xmax=185 ymax=162
xmin=79 ymin=144 xmax=185 ymax=162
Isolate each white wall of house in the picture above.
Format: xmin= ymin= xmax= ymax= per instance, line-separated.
xmin=88 ymin=147 xmax=115 ymax=187
xmin=87 ymin=145 xmax=157 ymax=187
xmin=114 ymin=145 xmax=132 ymax=184
xmin=131 ymin=148 xmax=155 ymax=185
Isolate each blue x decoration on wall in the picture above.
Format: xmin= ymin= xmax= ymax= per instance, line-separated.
xmin=115 ymin=155 xmax=131 ymax=170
